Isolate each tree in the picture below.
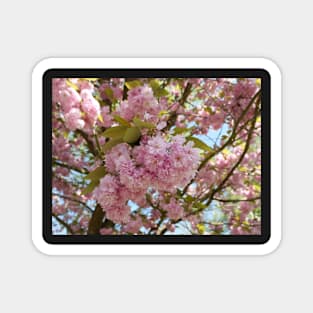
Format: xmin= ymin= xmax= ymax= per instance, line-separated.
xmin=51 ymin=77 xmax=261 ymax=236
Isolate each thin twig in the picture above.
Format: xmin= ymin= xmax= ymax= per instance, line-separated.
xmin=182 ymin=89 xmax=261 ymax=194
xmin=53 ymin=159 xmax=88 ymax=174
xmin=201 ymin=104 xmax=260 ymax=205
xmin=52 ymin=213 xmax=73 ymax=234
xmin=213 ymin=197 xmax=260 ymax=203
xmin=52 ymin=192 xmax=94 ymax=213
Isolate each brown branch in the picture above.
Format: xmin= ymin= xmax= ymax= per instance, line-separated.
xmin=52 ymin=192 xmax=94 ymax=213
xmin=179 ymin=82 xmax=193 ymax=106
xmin=201 ymin=104 xmax=260 ymax=205
xmin=171 ymin=98 xmax=261 ymax=227
xmin=52 ymin=213 xmax=73 ymax=234
xmin=87 ymin=204 xmax=105 ymax=234
xmin=94 ymin=131 xmax=103 ymax=159
xmin=164 ymin=82 xmax=193 ymax=131
xmin=146 ymin=195 xmax=167 ymax=234
xmin=53 ymin=159 xmax=88 ymax=174
xmin=213 ymin=197 xmax=260 ymax=203
xmin=182 ymin=89 xmax=261 ymax=194
xmin=76 ymin=129 xmax=98 ymax=157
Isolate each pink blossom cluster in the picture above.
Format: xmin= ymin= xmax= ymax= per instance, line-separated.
xmin=52 ymin=78 xmax=101 ymax=131
xmin=117 ymin=85 xmax=164 ymax=122
xmin=177 ymin=78 xmax=259 ymax=135
xmin=93 ymin=174 xmax=131 ymax=224
xmin=133 ymin=135 xmax=201 ymax=191
xmin=93 ymin=135 xmax=201 ymax=222
xmin=51 ymin=77 xmax=261 ymax=235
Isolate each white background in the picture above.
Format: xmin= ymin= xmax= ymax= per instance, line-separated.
xmin=0 ymin=0 xmax=311 ymax=312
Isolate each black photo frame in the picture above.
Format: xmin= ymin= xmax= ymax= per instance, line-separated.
xmin=43 ymin=68 xmax=270 ymax=245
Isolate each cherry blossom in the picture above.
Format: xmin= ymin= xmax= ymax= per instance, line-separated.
xmin=51 ymin=77 xmax=261 ymax=236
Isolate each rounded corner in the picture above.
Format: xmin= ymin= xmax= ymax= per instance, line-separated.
xmin=32 ymin=58 xmax=57 ymax=79
xmin=260 ymin=233 xmax=282 ymax=256
xmin=31 ymin=234 xmax=53 ymax=256
xmin=258 ymin=57 xmax=282 ymax=79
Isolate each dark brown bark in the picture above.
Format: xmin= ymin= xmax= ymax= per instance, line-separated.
xmin=87 ymin=204 xmax=105 ymax=234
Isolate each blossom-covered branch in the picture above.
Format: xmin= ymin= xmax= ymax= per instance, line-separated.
xmin=51 ymin=77 xmax=262 ymax=235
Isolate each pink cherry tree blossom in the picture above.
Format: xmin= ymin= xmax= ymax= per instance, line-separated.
xmin=52 ymin=77 xmax=261 ymax=235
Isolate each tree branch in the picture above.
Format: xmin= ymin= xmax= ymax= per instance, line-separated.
xmin=164 ymin=82 xmax=193 ymax=131
xmin=52 ymin=213 xmax=73 ymax=234
xmin=171 ymin=98 xmax=261 ymax=227
xmin=213 ymin=197 xmax=260 ymax=203
xmin=53 ymin=159 xmax=88 ymax=174
xmin=76 ymin=129 xmax=98 ymax=157
xmin=201 ymin=104 xmax=260 ymax=205
xmin=87 ymin=204 xmax=105 ymax=234
xmin=52 ymin=192 xmax=94 ymax=213
xmin=182 ymin=89 xmax=261 ymax=194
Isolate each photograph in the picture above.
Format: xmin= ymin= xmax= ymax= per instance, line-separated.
xmin=51 ymin=76 xmax=262 ymax=236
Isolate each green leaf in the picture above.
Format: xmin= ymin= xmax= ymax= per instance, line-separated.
xmin=194 ymin=202 xmax=207 ymax=210
xmin=187 ymin=137 xmax=212 ymax=152
xmin=102 ymin=138 xmax=124 ymax=152
xmin=253 ymin=207 xmax=261 ymax=217
xmin=81 ymin=180 xmax=99 ymax=195
xmin=158 ymin=110 xmax=170 ymax=117
xmin=85 ymin=166 xmax=106 ymax=181
xmin=104 ymin=88 xmax=114 ymax=101
xmin=123 ymin=127 xmax=141 ymax=144
xmin=204 ymin=106 xmax=214 ymax=114
xmin=113 ymin=115 xmax=131 ymax=127
xmin=149 ymin=79 xmax=169 ymax=97
xmin=98 ymin=114 xmax=104 ymax=123
xmin=173 ymin=127 xmax=193 ymax=136
xmin=184 ymin=194 xmax=195 ymax=203
xmin=173 ymin=127 xmax=187 ymax=135
xmin=102 ymin=126 xmax=127 ymax=139
xmin=63 ymin=131 xmax=69 ymax=139
xmin=125 ymin=80 xmax=142 ymax=89
xmin=133 ymin=117 xmax=155 ymax=129
xmin=197 ymin=223 xmax=206 ymax=234
xmin=253 ymin=182 xmax=261 ymax=193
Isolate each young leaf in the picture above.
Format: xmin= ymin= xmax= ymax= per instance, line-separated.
xmin=104 ymin=88 xmax=114 ymax=101
xmin=133 ymin=117 xmax=155 ymax=129
xmin=113 ymin=115 xmax=131 ymax=127
xmin=187 ymin=137 xmax=212 ymax=152
xmin=102 ymin=138 xmax=124 ymax=152
xmin=253 ymin=182 xmax=261 ymax=193
xmin=194 ymin=202 xmax=207 ymax=210
xmin=85 ymin=166 xmax=106 ymax=181
xmin=184 ymin=194 xmax=195 ymax=203
xmin=149 ymin=79 xmax=169 ymax=97
xmin=81 ymin=180 xmax=99 ymax=195
xmin=123 ymin=127 xmax=141 ymax=144
xmin=173 ymin=127 xmax=193 ymax=136
xmin=102 ymin=126 xmax=127 ymax=139
xmin=98 ymin=114 xmax=104 ymax=123
xmin=125 ymin=80 xmax=142 ymax=90
xmin=158 ymin=110 xmax=170 ymax=117
xmin=196 ymin=223 xmax=206 ymax=234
